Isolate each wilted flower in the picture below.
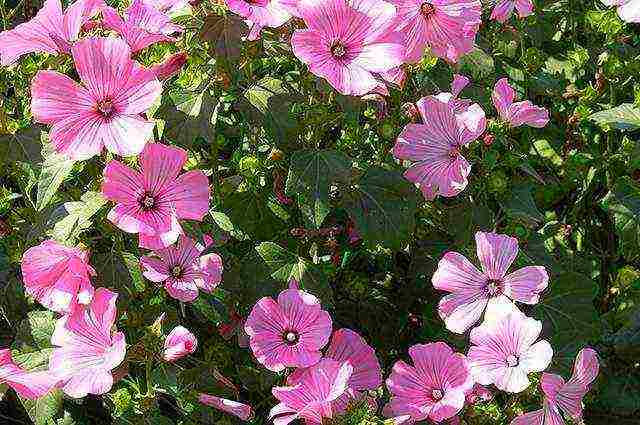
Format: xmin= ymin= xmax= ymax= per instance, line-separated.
xmin=0 ymin=349 xmax=58 ymax=400
xmin=468 ymin=311 xmax=553 ymax=393
xmin=163 ymin=326 xmax=197 ymax=361
xmin=0 ymin=0 xmax=105 ymax=65
xmin=30 ymin=37 xmax=161 ymax=160
xmin=141 ymin=234 xmax=222 ymax=302
xmin=492 ymin=78 xmax=549 ymax=128
xmin=21 ymin=240 xmax=95 ymax=313
xmin=101 ymin=143 xmax=210 ymax=250
xmin=432 ymin=231 xmax=548 ymax=333
xmin=199 ymin=394 xmax=253 ymax=421
xmin=149 ymin=51 xmax=188 ymax=81
xmin=49 ymin=288 xmax=126 ymax=398
xmin=490 ymin=0 xmax=533 ymax=22
xmin=465 ymin=383 xmax=493 ymax=404
xmin=227 ymin=0 xmax=293 ymax=40
xmin=384 ymin=342 xmax=474 ymax=423
xmin=244 ymin=284 xmax=332 ymax=372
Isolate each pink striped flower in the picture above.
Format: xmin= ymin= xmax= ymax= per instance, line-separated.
xmin=101 ymin=143 xmax=210 ymax=250
xmin=163 ymin=326 xmax=197 ymax=361
xmin=199 ymin=394 xmax=253 ymax=421
xmin=102 ymin=0 xmax=183 ymax=53
xmin=435 ymin=74 xmax=487 ymax=139
xmin=49 ymin=288 xmax=126 ymax=398
xmin=0 ymin=349 xmax=58 ymax=400
xmin=492 ymin=78 xmax=549 ymax=128
xmin=30 ymin=37 xmax=161 ymax=160
xmin=141 ymin=234 xmax=222 ymax=302
xmin=384 ymin=342 xmax=473 ymax=423
xmin=290 ymin=0 xmax=405 ymax=96
xmin=244 ymin=285 xmax=332 ymax=372
xmin=490 ymin=0 xmax=534 ymax=22
xmin=392 ymin=95 xmax=484 ymax=200
xmin=270 ymin=358 xmax=353 ymax=424
xmin=468 ymin=311 xmax=553 ymax=393
xmin=511 ymin=348 xmax=599 ymax=425
xmin=21 ymin=240 xmax=95 ymax=313
xmin=227 ymin=0 xmax=293 ymax=40
xmin=0 ymin=0 xmax=105 ymax=65
xmin=432 ymin=231 xmax=548 ymax=334
xmin=387 ymin=0 xmax=481 ymax=63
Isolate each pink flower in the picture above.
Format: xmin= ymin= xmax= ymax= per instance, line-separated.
xmin=0 ymin=0 xmax=105 ymax=65
xmin=384 ymin=342 xmax=473 ymax=423
xmin=468 ymin=311 xmax=553 ymax=393
xmin=163 ymin=326 xmax=197 ymax=361
xmin=227 ymin=0 xmax=292 ymax=40
xmin=141 ymin=234 xmax=222 ymax=302
xmin=199 ymin=394 xmax=253 ymax=421
xmin=21 ymin=240 xmax=95 ymax=313
xmin=0 ymin=349 xmax=58 ymax=400
xmin=49 ymin=288 xmax=126 ymax=398
xmin=270 ymin=358 xmax=353 ymax=424
xmin=601 ymin=0 xmax=640 ymax=23
xmin=465 ymin=383 xmax=493 ymax=404
xmin=102 ymin=0 xmax=183 ymax=53
xmin=150 ymin=51 xmax=188 ymax=81
xmin=434 ymin=74 xmax=487 ymax=139
xmin=101 ymin=143 xmax=210 ymax=250
xmin=492 ymin=78 xmax=549 ymax=128
xmin=290 ymin=0 xmax=405 ymax=96
xmin=244 ymin=286 xmax=332 ymax=372
xmin=511 ymin=348 xmax=599 ymax=425
xmin=490 ymin=0 xmax=533 ymax=22
xmin=387 ymin=0 xmax=481 ymax=63
xmin=392 ymin=95 xmax=484 ymax=200
xmin=145 ymin=0 xmax=190 ymax=14
xmin=432 ymin=231 xmax=549 ymax=334
xmin=30 ymin=37 xmax=161 ymax=160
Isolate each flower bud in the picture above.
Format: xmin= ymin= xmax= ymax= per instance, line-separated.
xmin=163 ymin=326 xmax=197 ymax=362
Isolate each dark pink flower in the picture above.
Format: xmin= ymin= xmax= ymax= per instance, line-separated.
xmin=227 ymin=0 xmax=292 ymax=40
xmin=432 ymin=231 xmax=548 ymax=333
xmin=468 ymin=311 xmax=553 ymax=393
xmin=492 ymin=78 xmax=549 ymax=128
xmin=387 ymin=0 xmax=481 ymax=63
xmin=198 ymin=394 xmax=253 ymax=421
xmin=150 ymin=51 xmax=188 ymax=81
xmin=102 ymin=0 xmax=183 ymax=53
xmin=30 ymin=37 xmax=161 ymax=160
xmin=163 ymin=326 xmax=197 ymax=361
xmin=141 ymin=234 xmax=222 ymax=302
xmin=291 ymin=0 xmax=405 ymax=96
xmin=511 ymin=348 xmax=599 ymax=425
xmin=270 ymin=358 xmax=353 ymax=424
xmin=101 ymin=143 xmax=210 ymax=250
xmin=490 ymin=0 xmax=533 ymax=22
xmin=0 ymin=349 xmax=58 ymax=400
xmin=219 ymin=309 xmax=250 ymax=348
xmin=384 ymin=342 xmax=473 ymax=423
xmin=244 ymin=286 xmax=332 ymax=372
xmin=21 ymin=240 xmax=95 ymax=313
xmin=49 ymin=288 xmax=126 ymax=398
xmin=0 ymin=0 xmax=105 ymax=65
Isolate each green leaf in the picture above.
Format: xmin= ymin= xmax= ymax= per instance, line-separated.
xmin=285 ymin=149 xmax=352 ymax=228
xmin=199 ymin=13 xmax=248 ymax=61
xmin=0 ymin=126 xmax=44 ymax=164
xmin=459 ymin=47 xmax=495 ymax=79
xmin=152 ymin=364 xmax=180 ymax=397
xmin=343 ymin=167 xmax=419 ymax=251
xmin=14 ymin=310 xmax=57 ymax=351
xmin=36 ymin=144 xmax=75 ymax=211
xmin=501 ymin=183 xmax=544 ymax=225
xmin=600 ymin=177 xmax=640 ymax=261
xmin=19 ymin=390 xmax=63 ymax=425
xmin=94 ymin=251 xmax=146 ymax=299
xmin=611 ymin=308 xmax=640 ymax=361
xmin=590 ymin=103 xmax=640 ymax=131
xmin=47 ymin=191 xmax=107 ymax=243
xmin=221 ymin=190 xmax=285 ymax=240
xmin=157 ymin=90 xmax=219 ymax=147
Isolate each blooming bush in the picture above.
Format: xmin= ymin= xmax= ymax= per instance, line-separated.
xmin=0 ymin=0 xmax=638 ymax=423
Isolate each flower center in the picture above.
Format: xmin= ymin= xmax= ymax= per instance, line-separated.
xmin=140 ymin=193 xmax=156 ymax=210
xmin=448 ymin=146 xmax=460 ymax=159
xmin=431 ymin=389 xmax=443 ymax=400
xmin=331 ymin=41 xmax=347 ymax=59
xmin=506 ymin=354 xmax=519 ymax=367
xmin=282 ymin=330 xmax=299 ymax=345
xmin=97 ymin=99 xmax=115 ymax=118
xmin=171 ymin=265 xmax=183 ymax=278
xmin=420 ymin=2 xmax=436 ymax=19
xmin=485 ymin=279 xmax=502 ymax=297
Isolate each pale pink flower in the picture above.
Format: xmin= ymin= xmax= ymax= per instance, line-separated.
xmin=21 ymin=240 xmax=95 ymax=313
xmin=0 ymin=349 xmax=59 ymax=400
xmin=101 ymin=143 xmax=210 ymax=250
xmin=492 ymin=78 xmax=549 ymax=128
xmin=30 ymin=37 xmax=161 ymax=160
xmin=384 ymin=342 xmax=473 ymax=423
xmin=141 ymin=234 xmax=222 ymax=302
xmin=434 ymin=74 xmax=487 ymax=139
xmin=511 ymin=348 xmax=599 ymax=425
xmin=150 ymin=51 xmax=188 ymax=81
xmin=290 ymin=0 xmax=405 ymax=96
xmin=468 ymin=311 xmax=553 ymax=393
xmin=145 ymin=0 xmax=190 ymax=14
xmin=387 ymin=0 xmax=481 ymax=63
xmin=270 ymin=358 xmax=353 ymax=424
xmin=372 ymin=67 xmax=407 ymax=96
xmin=49 ymin=288 xmax=126 ymax=398
xmin=163 ymin=326 xmax=197 ymax=361
xmin=0 ymin=0 xmax=105 ymax=65
xmin=244 ymin=285 xmax=332 ymax=372
xmin=199 ymin=394 xmax=253 ymax=421
xmin=392 ymin=95 xmax=484 ymax=200
xmin=490 ymin=0 xmax=533 ymax=22
xmin=102 ymin=0 xmax=183 ymax=53
xmin=601 ymin=0 xmax=640 ymax=23
xmin=432 ymin=231 xmax=549 ymax=334
xmin=227 ymin=0 xmax=292 ymax=40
